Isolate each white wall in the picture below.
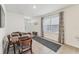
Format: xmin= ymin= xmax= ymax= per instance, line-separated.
xmin=25 ymin=17 xmax=41 ymax=36
xmin=6 ymin=12 xmax=25 ymax=34
xmin=31 ymin=17 xmax=41 ymax=36
xmin=0 ymin=28 xmax=5 ymax=53
xmin=6 ymin=11 xmax=41 ymax=36
xmin=64 ymin=5 xmax=79 ymax=48
xmin=0 ymin=4 xmax=6 ymax=53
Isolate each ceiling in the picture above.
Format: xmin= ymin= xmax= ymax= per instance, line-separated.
xmin=5 ymin=4 xmax=70 ymax=17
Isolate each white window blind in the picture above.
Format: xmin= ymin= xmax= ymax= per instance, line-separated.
xmin=43 ymin=14 xmax=59 ymax=33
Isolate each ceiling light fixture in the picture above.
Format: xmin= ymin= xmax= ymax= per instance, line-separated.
xmin=33 ymin=5 xmax=36 ymax=9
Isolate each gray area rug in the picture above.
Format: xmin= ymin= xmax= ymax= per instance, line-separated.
xmin=33 ymin=37 xmax=61 ymax=52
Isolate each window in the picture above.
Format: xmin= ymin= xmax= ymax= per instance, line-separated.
xmin=43 ymin=14 xmax=59 ymax=33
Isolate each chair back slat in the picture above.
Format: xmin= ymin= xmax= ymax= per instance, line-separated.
xmin=19 ymin=38 xmax=32 ymax=48
xmin=7 ymin=35 xmax=11 ymax=42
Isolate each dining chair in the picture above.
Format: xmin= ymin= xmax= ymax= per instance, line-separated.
xmin=21 ymin=32 xmax=31 ymax=38
xmin=7 ymin=35 xmax=16 ymax=54
xmin=18 ymin=38 xmax=32 ymax=54
xmin=13 ymin=32 xmax=22 ymax=36
xmin=11 ymin=32 xmax=20 ymax=37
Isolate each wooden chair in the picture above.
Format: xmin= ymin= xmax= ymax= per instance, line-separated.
xmin=27 ymin=32 xmax=31 ymax=35
xmin=14 ymin=32 xmax=22 ymax=36
xmin=18 ymin=38 xmax=32 ymax=54
xmin=7 ymin=35 xmax=16 ymax=54
xmin=21 ymin=33 xmax=27 ymax=36
xmin=21 ymin=32 xmax=31 ymax=38
xmin=11 ymin=32 xmax=20 ymax=46
xmin=11 ymin=32 xmax=20 ymax=37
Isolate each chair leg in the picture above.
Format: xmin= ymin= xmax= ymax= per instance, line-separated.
xmin=18 ymin=49 xmax=21 ymax=54
xmin=31 ymin=48 xmax=32 ymax=54
xmin=7 ymin=44 xmax=10 ymax=54
xmin=13 ymin=43 xmax=16 ymax=54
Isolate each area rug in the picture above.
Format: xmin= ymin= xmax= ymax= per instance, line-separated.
xmin=33 ymin=37 xmax=61 ymax=52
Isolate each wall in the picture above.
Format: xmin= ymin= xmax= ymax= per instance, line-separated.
xmin=64 ymin=5 xmax=79 ymax=48
xmin=0 ymin=28 xmax=5 ymax=53
xmin=31 ymin=17 xmax=41 ymax=36
xmin=0 ymin=4 xmax=6 ymax=53
xmin=6 ymin=11 xmax=25 ymax=34
xmin=6 ymin=12 xmax=41 ymax=36
xmin=25 ymin=17 xmax=41 ymax=36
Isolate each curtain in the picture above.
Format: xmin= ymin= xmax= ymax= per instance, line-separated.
xmin=41 ymin=17 xmax=44 ymax=37
xmin=58 ymin=12 xmax=64 ymax=44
